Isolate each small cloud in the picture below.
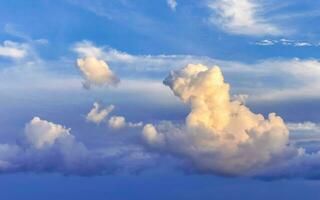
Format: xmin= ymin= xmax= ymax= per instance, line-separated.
xmin=86 ymin=102 xmax=114 ymax=124
xmin=254 ymin=39 xmax=275 ymax=46
xmin=108 ymin=116 xmax=126 ymax=129
xmin=76 ymin=56 xmax=120 ymax=89
xmin=0 ymin=40 xmax=28 ymax=59
xmin=167 ymin=0 xmax=177 ymax=11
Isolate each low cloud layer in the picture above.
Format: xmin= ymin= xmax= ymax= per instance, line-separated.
xmin=0 ymin=117 xmax=151 ymax=175
xmin=76 ymin=56 xmax=119 ymax=88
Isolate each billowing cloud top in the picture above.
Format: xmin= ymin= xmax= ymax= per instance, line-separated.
xmin=143 ymin=64 xmax=297 ymax=176
xmin=76 ymin=56 xmax=119 ymax=88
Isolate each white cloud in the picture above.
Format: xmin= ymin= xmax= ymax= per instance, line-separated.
xmin=107 ymin=115 xmax=143 ymax=130
xmin=143 ymin=64 xmax=294 ymax=175
xmin=86 ymin=102 xmax=114 ymax=124
xmin=208 ymin=0 xmax=281 ymax=36
xmin=0 ymin=117 xmax=153 ymax=175
xmin=25 ymin=117 xmax=71 ymax=149
xmin=73 ymin=40 xmax=103 ymax=58
xmin=287 ymin=122 xmax=320 ymax=132
xmin=76 ymin=56 xmax=120 ymax=88
xmin=142 ymin=124 xmax=164 ymax=146
xmin=0 ymin=40 xmax=28 ymax=59
xmin=108 ymin=116 xmax=126 ymax=129
xmin=167 ymin=0 xmax=177 ymax=11
xmin=254 ymin=38 xmax=316 ymax=47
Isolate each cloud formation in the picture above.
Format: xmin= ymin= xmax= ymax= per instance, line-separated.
xmin=86 ymin=102 xmax=114 ymax=124
xmin=167 ymin=0 xmax=177 ymax=11
xmin=108 ymin=116 xmax=126 ymax=129
xmin=142 ymin=64 xmax=296 ymax=175
xmin=208 ymin=0 xmax=281 ymax=36
xmin=25 ymin=117 xmax=71 ymax=149
xmin=76 ymin=56 xmax=119 ymax=88
xmin=0 ymin=117 xmax=151 ymax=175
xmin=0 ymin=40 xmax=28 ymax=59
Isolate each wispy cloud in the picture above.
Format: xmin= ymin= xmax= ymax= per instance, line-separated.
xmin=167 ymin=0 xmax=177 ymax=11
xmin=207 ymin=0 xmax=282 ymax=36
xmin=254 ymin=38 xmax=319 ymax=47
xmin=0 ymin=40 xmax=28 ymax=59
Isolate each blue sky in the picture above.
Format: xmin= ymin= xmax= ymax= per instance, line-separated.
xmin=1 ymin=0 xmax=320 ymax=199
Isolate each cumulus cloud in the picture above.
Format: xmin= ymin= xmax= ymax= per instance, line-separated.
xmin=0 ymin=40 xmax=28 ymax=59
xmin=141 ymin=64 xmax=305 ymax=176
xmin=76 ymin=56 xmax=119 ymax=88
xmin=108 ymin=116 xmax=126 ymax=129
xmin=208 ymin=0 xmax=281 ymax=36
xmin=0 ymin=117 xmax=152 ymax=175
xmin=25 ymin=117 xmax=71 ymax=149
xmin=167 ymin=0 xmax=177 ymax=11
xmin=86 ymin=102 xmax=114 ymax=124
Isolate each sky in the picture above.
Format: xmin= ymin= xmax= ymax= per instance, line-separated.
xmin=1 ymin=0 xmax=320 ymax=199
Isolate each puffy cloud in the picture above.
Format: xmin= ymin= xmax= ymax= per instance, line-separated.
xmin=25 ymin=117 xmax=71 ymax=149
xmin=0 ymin=40 xmax=28 ymax=59
xmin=0 ymin=117 xmax=152 ymax=175
xmin=142 ymin=64 xmax=297 ymax=176
xmin=208 ymin=0 xmax=281 ymax=36
xmin=142 ymin=124 xmax=164 ymax=146
xmin=86 ymin=102 xmax=114 ymax=124
xmin=108 ymin=116 xmax=126 ymax=129
xmin=167 ymin=0 xmax=177 ymax=11
xmin=76 ymin=56 xmax=119 ymax=88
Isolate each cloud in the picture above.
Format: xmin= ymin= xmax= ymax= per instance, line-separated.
xmin=142 ymin=64 xmax=295 ymax=176
xmin=108 ymin=116 xmax=126 ymax=129
xmin=73 ymin=40 xmax=103 ymax=58
xmin=25 ymin=117 xmax=71 ymax=149
xmin=108 ymin=115 xmax=143 ymax=130
xmin=0 ymin=117 xmax=152 ymax=175
xmin=254 ymin=38 xmax=317 ymax=47
xmin=167 ymin=0 xmax=177 ymax=11
xmin=0 ymin=40 xmax=28 ymax=59
xmin=287 ymin=122 xmax=320 ymax=143
xmin=76 ymin=56 xmax=120 ymax=88
xmin=207 ymin=0 xmax=281 ymax=36
xmin=86 ymin=102 xmax=114 ymax=124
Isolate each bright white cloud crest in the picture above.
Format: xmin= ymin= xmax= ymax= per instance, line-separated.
xmin=143 ymin=64 xmax=295 ymax=175
xmin=76 ymin=56 xmax=119 ymax=88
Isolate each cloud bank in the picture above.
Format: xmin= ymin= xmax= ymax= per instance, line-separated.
xmin=0 ymin=117 xmax=151 ymax=175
